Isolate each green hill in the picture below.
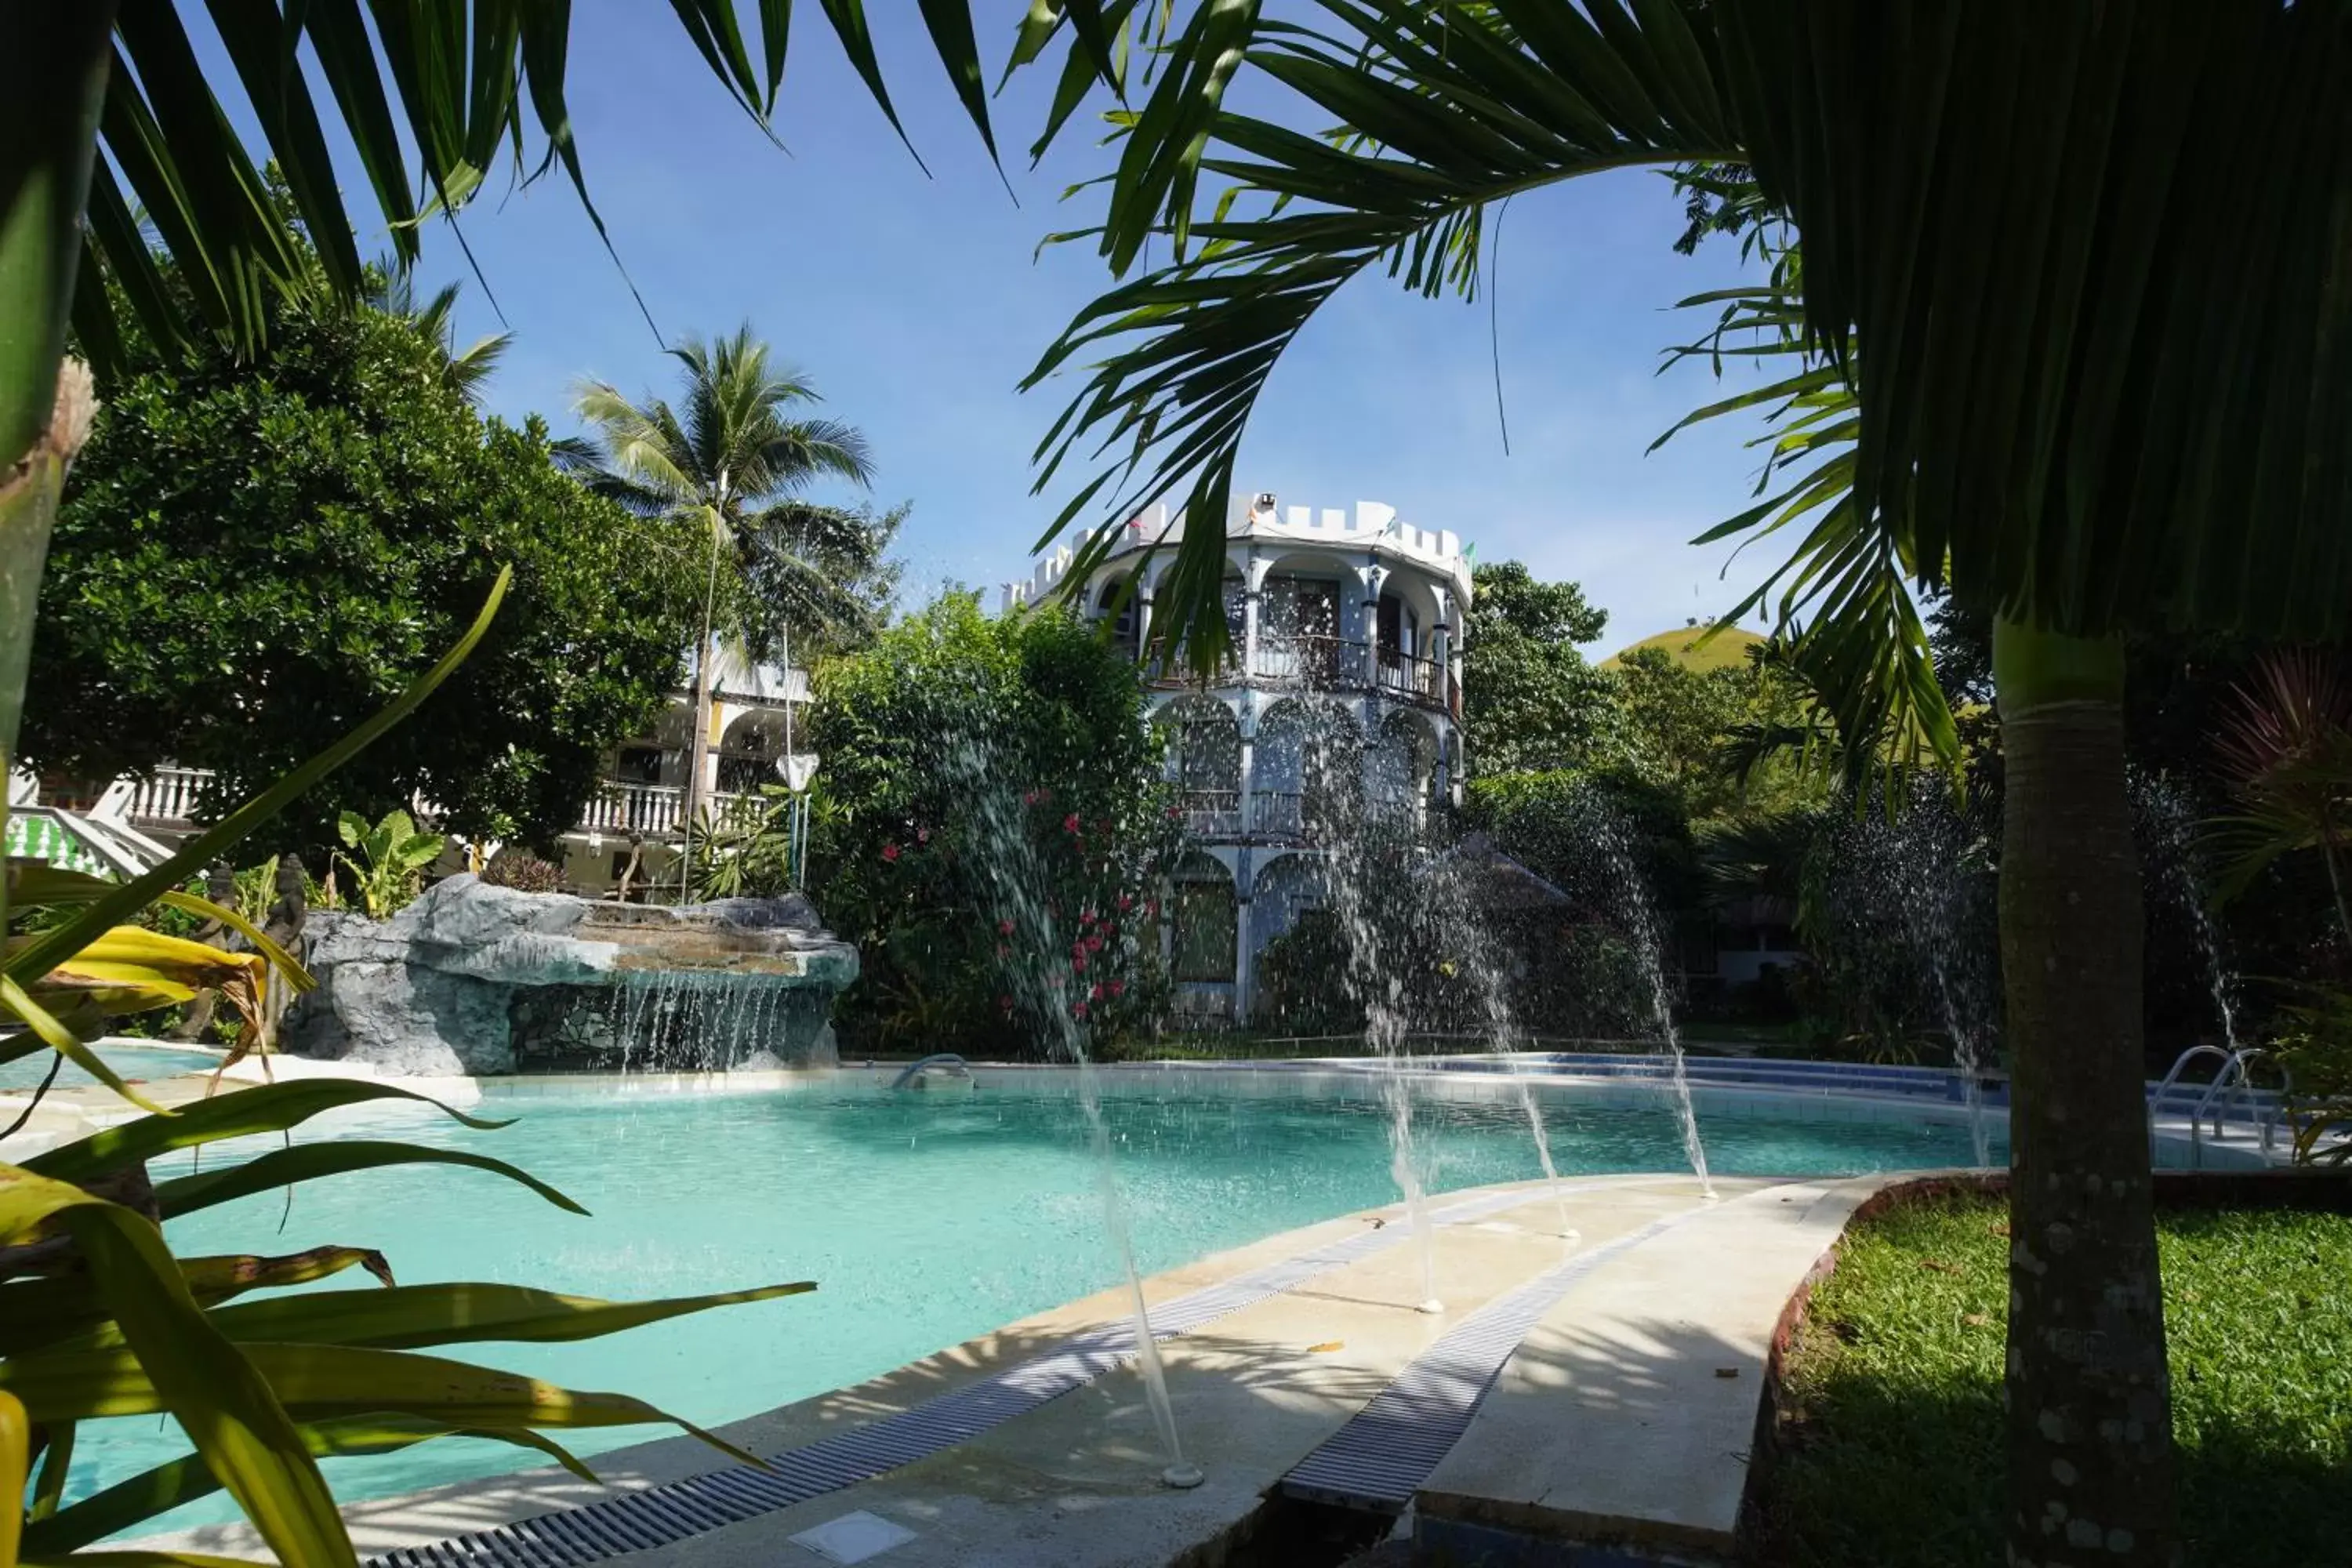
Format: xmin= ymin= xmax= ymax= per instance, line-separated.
xmin=1599 ymin=624 xmax=1765 ymax=673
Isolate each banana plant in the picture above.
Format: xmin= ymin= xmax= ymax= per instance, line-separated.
xmin=331 ymin=811 xmax=444 ymax=920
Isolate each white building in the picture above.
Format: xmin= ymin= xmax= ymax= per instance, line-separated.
xmin=50 ymin=645 xmax=811 ymax=898
xmin=1006 ymin=493 xmax=1472 ymax=1024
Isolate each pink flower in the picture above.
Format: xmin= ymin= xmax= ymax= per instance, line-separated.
xmin=1023 ymin=789 xmax=1040 ymax=806
xmin=1080 ymin=909 xmax=1095 ymax=927
xmin=1063 ymin=813 xmax=1081 ymax=834
xmin=998 ymin=918 xmax=1014 ymax=935
xmin=1165 ymin=805 xmax=1183 ymax=821
xmin=1090 ymin=982 xmax=1103 ymax=1000
xmin=1109 ymin=979 xmax=1126 ymax=997
xmin=1145 ymin=899 xmax=1161 ymax=917
xmin=881 ymin=844 xmax=900 ymax=863
xmin=1085 ymin=935 xmax=1103 ymax=953
xmin=1073 ymin=1001 xmax=1089 ymax=1019
xmin=1072 ymin=953 xmax=1089 ymax=974
xmin=1117 ymin=894 xmax=1134 ymax=912
xmin=917 ymin=827 xmax=931 ymax=844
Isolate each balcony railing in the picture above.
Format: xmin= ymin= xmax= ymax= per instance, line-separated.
xmin=1250 ymin=633 xmax=1361 ymax=690
xmin=1177 ymin=787 xmax=1244 ymax=838
xmin=1143 ymin=633 xmax=1457 ymax=714
xmin=1250 ymin=789 xmax=1306 ymax=840
xmin=114 ymin=767 xmax=759 ymax=844
xmin=115 ymin=766 xmax=212 ymax=829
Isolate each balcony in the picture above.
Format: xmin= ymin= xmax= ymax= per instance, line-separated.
xmin=114 ymin=767 xmax=762 ymax=844
xmin=1177 ymin=787 xmax=1244 ymax=838
xmin=114 ymin=765 xmax=212 ymax=831
xmin=1250 ymin=633 xmax=1361 ymax=690
xmin=1139 ymin=632 xmax=1457 ymax=716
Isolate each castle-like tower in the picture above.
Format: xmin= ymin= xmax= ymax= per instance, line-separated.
xmin=1007 ymin=493 xmax=1472 ymax=1023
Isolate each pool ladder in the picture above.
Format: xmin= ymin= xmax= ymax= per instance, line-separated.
xmin=889 ymin=1053 xmax=975 ymax=1091
xmin=2148 ymin=1044 xmax=2292 ymax=1164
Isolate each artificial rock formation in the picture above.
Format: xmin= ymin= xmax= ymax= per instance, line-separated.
xmin=284 ymin=874 xmax=857 ymax=1076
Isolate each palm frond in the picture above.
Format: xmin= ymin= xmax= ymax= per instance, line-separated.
xmin=55 ymin=2 xmax=1095 ymax=400
xmin=1024 ymin=1 xmax=1737 ymax=671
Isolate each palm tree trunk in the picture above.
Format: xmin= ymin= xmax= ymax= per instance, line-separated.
xmin=683 ymin=633 xmax=713 ymax=890
xmin=1994 ymin=617 xmax=2175 ymax=1568
xmin=2 ymin=5 xmax=114 ymax=943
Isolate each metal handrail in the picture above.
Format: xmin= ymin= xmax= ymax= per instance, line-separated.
xmin=2149 ymin=1044 xmax=2233 ymax=1163
xmin=2190 ymin=1047 xmax=2293 ymax=1154
xmin=889 ymin=1053 xmax=973 ymax=1091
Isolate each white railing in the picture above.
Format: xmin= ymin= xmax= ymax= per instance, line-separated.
xmin=109 ymin=765 xmax=753 ymax=843
xmin=114 ymin=766 xmax=213 ymax=828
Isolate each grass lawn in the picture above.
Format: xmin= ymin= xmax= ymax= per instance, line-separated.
xmin=1754 ymin=1189 xmax=2352 ymax=1567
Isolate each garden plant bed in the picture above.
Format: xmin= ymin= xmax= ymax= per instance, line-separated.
xmin=1746 ymin=1178 xmax=2352 ymax=1567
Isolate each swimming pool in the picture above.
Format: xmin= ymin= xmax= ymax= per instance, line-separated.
xmin=75 ymin=1065 xmax=1996 ymax=1532
xmin=0 ymin=1040 xmax=219 ymax=1091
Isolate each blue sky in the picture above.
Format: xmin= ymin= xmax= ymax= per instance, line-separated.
xmin=194 ymin=5 xmax=1780 ymax=653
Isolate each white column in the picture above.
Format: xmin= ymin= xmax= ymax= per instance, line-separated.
xmin=1236 ymin=700 xmax=1257 ymax=837
xmin=1232 ymin=850 xmax=1254 ymax=1021
xmin=1240 ymin=549 xmax=1265 ymax=681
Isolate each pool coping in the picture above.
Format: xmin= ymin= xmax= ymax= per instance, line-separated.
xmin=132 ymin=1173 xmax=1778 ymax=1566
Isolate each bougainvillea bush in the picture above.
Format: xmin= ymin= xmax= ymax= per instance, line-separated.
xmin=805 ymin=593 xmax=1186 ymax=1056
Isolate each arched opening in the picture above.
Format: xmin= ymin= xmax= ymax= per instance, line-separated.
xmin=1375 ymin=578 xmax=1443 ymax=702
xmin=1368 ymin=710 xmax=1438 ymax=830
xmin=1094 ymin=575 xmax=1141 ymax=660
xmin=1168 ymin=851 xmax=1238 ymax=984
xmin=1162 ymin=695 xmax=1242 ymax=834
xmin=1254 ymin=699 xmax=1362 ymax=840
xmin=716 ymin=708 xmax=789 ymax=797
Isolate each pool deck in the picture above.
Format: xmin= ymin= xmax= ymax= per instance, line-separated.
xmin=132 ymin=1171 xmax=1891 ymax=1567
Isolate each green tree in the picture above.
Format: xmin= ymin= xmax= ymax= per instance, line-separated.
xmin=807 ymin=593 xmax=1184 ymax=1056
xmin=562 ymin=326 xmax=886 ymax=837
xmin=1025 ymin=9 xmax=2352 ymax=1558
xmin=364 ymin=265 xmax=510 ymax=406
xmin=1460 ymin=560 xmax=1624 ymax=775
xmin=23 ymin=275 xmax=698 ymax=855
xmin=0 ymin=9 xmax=1095 ymax=1560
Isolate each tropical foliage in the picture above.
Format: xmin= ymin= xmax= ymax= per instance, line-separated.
xmin=561 ymin=328 xmax=889 ymax=670
xmin=329 ymin=811 xmax=444 ymax=921
xmin=1457 ymin=561 xmax=1619 ymax=776
xmin=24 ymin=239 xmax=699 ymax=855
xmin=1 ymin=583 xmax=818 ymax=1563
xmin=805 ymin=594 xmax=1184 ymax=1056
xmin=1017 ymin=10 xmax=2352 ymax=1562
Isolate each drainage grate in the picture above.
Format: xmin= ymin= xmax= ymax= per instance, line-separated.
xmin=363 ymin=1181 xmax=1649 ymax=1568
xmin=1279 ymin=1207 xmax=1710 ymax=1514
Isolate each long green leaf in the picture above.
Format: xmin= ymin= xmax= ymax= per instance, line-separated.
xmin=0 ymin=1339 xmax=760 ymax=1465
xmin=0 ymin=1246 xmax=391 ymax=1359
xmin=0 ymin=975 xmax=169 ymax=1116
xmin=24 ymin=1080 xmax=509 ymax=1187
xmin=22 ymin=1417 xmax=595 ymax=1555
xmin=152 ymin=1141 xmax=584 ymax=1221
xmin=193 ymin=1279 xmax=815 ymax=1353
xmin=6 ymin=569 xmax=510 ymax=992
xmin=0 ymin=1167 xmax=356 ymax=1567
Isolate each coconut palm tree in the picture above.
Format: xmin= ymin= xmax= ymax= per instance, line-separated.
xmin=1021 ymin=7 xmax=2352 ymax=1562
xmin=561 ymin=327 xmax=877 ymax=852
xmin=0 ymin=9 xmax=1083 ymax=1560
xmin=365 ymin=267 xmax=511 ymax=405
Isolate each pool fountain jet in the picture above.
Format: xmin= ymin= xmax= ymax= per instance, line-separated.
xmin=949 ymin=737 xmax=1200 ymax=1492
xmin=285 ymin=875 xmax=858 ymax=1075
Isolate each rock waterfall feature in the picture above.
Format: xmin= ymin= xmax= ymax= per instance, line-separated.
xmin=284 ymin=875 xmax=858 ymax=1076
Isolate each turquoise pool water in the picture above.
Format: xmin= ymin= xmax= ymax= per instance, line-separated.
xmin=0 ymin=1042 xmax=218 ymax=1091
xmin=74 ymin=1070 xmax=1994 ymax=1532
